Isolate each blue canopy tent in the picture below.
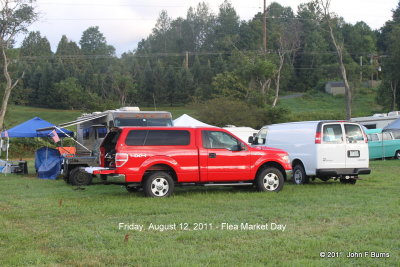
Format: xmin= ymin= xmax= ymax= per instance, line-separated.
xmin=0 ymin=117 xmax=73 ymax=138
xmin=0 ymin=117 xmax=74 ymax=179
xmin=383 ymin=118 xmax=400 ymax=132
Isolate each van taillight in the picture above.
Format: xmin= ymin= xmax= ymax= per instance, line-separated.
xmin=362 ymin=131 xmax=368 ymax=143
xmin=315 ymin=132 xmax=321 ymax=144
xmin=115 ymin=153 xmax=129 ymax=167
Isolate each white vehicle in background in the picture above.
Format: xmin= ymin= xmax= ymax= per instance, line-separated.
xmin=249 ymin=121 xmax=371 ymax=184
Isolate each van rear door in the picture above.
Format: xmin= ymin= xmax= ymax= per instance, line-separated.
xmin=344 ymin=123 xmax=369 ymax=168
xmin=318 ymin=123 xmax=346 ymax=169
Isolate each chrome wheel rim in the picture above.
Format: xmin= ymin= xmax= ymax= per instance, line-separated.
xmin=150 ymin=177 xmax=169 ymax=196
xmin=263 ymin=173 xmax=279 ymax=191
xmin=294 ymin=169 xmax=303 ymax=184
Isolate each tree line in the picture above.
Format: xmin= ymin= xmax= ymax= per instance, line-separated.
xmin=1 ymin=0 xmax=400 ymax=118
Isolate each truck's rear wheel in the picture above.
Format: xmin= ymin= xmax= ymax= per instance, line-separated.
xmin=292 ymin=164 xmax=309 ymax=185
xmin=69 ymin=168 xmax=92 ymax=186
xmin=143 ymin=171 xmax=175 ymax=197
xmin=256 ymin=167 xmax=284 ymax=192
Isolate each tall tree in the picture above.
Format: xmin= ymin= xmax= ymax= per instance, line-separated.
xmin=0 ymin=0 xmax=37 ymax=129
xmin=316 ymin=0 xmax=352 ymax=120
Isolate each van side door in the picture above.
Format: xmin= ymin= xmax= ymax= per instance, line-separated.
xmin=318 ymin=123 xmax=346 ymax=169
xmin=344 ymin=124 xmax=369 ymax=168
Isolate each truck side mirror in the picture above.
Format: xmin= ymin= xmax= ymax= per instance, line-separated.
xmin=248 ymin=136 xmax=254 ymax=143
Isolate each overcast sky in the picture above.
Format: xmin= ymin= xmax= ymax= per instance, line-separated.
xmin=20 ymin=0 xmax=399 ymax=55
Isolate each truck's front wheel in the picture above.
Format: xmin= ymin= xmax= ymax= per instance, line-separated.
xmin=256 ymin=167 xmax=284 ymax=192
xmin=143 ymin=171 xmax=175 ymax=197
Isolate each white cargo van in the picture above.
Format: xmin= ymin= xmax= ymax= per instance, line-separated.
xmin=249 ymin=121 xmax=371 ymax=184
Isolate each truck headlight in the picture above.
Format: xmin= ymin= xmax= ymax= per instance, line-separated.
xmin=281 ymin=155 xmax=290 ymax=164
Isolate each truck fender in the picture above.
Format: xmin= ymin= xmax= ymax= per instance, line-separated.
xmin=138 ymin=156 xmax=181 ymax=179
xmin=254 ymin=159 xmax=287 ymax=180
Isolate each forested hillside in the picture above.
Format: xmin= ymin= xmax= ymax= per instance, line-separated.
xmin=2 ymin=1 xmax=400 ymax=115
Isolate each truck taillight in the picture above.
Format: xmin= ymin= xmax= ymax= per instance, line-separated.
xmin=315 ymin=131 xmax=321 ymax=144
xmin=99 ymin=147 xmax=105 ymax=166
xmin=115 ymin=153 xmax=129 ymax=167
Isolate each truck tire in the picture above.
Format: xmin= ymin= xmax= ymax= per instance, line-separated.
xmin=395 ymin=150 xmax=400 ymax=159
xmin=292 ymin=164 xmax=309 ymax=185
xmin=255 ymin=167 xmax=284 ymax=192
xmin=143 ymin=171 xmax=175 ymax=197
xmin=69 ymin=168 xmax=92 ymax=186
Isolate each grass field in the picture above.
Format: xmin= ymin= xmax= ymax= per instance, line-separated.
xmin=4 ymin=105 xmax=195 ymax=129
xmin=279 ymin=89 xmax=383 ymax=121
xmin=4 ymin=87 xmax=383 ymax=130
xmin=0 ymin=160 xmax=398 ymax=266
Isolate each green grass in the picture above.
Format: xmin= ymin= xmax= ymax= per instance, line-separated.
xmin=279 ymin=89 xmax=383 ymax=121
xmin=0 ymin=160 xmax=398 ymax=266
xmin=4 ymin=105 xmax=82 ymax=128
xmin=4 ymin=105 xmax=195 ymax=129
xmin=4 ymin=88 xmax=382 ymax=129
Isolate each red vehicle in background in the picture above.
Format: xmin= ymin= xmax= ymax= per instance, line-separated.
xmin=90 ymin=127 xmax=292 ymax=197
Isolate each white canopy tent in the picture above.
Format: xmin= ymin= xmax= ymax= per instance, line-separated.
xmin=173 ymin=114 xmax=215 ymax=127
xmin=173 ymin=114 xmax=258 ymax=143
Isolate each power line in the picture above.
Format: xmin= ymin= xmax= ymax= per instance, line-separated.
xmin=17 ymin=50 xmax=389 ymax=61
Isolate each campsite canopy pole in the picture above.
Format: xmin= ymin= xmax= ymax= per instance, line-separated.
xmin=6 ymin=136 xmax=9 ymax=162
xmin=54 ymin=126 xmax=91 ymax=152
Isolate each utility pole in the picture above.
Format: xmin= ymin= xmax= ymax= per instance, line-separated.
xmin=185 ymin=51 xmax=189 ymax=69
xmin=263 ymin=0 xmax=267 ymax=53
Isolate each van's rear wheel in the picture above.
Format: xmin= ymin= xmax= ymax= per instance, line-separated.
xmin=395 ymin=150 xmax=400 ymax=159
xmin=143 ymin=171 xmax=175 ymax=197
xmin=292 ymin=164 xmax=309 ymax=185
xmin=256 ymin=167 xmax=284 ymax=192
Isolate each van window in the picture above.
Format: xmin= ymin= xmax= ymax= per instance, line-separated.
xmin=202 ymin=131 xmax=242 ymax=149
xmin=367 ymin=134 xmax=379 ymax=142
xmin=255 ymin=128 xmax=267 ymax=145
xmin=344 ymin=124 xmax=364 ymax=143
xmin=322 ymin=124 xmax=343 ymax=143
xmin=126 ymin=130 xmax=190 ymax=146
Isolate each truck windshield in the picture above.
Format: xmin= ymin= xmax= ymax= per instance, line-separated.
xmin=114 ymin=117 xmax=173 ymax=127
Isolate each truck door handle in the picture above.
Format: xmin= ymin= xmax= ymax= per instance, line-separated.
xmin=209 ymin=153 xmax=216 ymax=158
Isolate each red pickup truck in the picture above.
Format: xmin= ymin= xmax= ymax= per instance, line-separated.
xmin=91 ymin=127 xmax=292 ymax=197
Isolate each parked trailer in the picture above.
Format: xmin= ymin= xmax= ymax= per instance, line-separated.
xmin=37 ymin=107 xmax=173 ymax=185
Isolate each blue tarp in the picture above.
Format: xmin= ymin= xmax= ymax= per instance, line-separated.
xmin=383 ymin=118 xmax=400 ymax=132
xmin=1 ymin=117 xmax=73 ymax=138
xmin=35 ymin=147 xmax=62 ymax=180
